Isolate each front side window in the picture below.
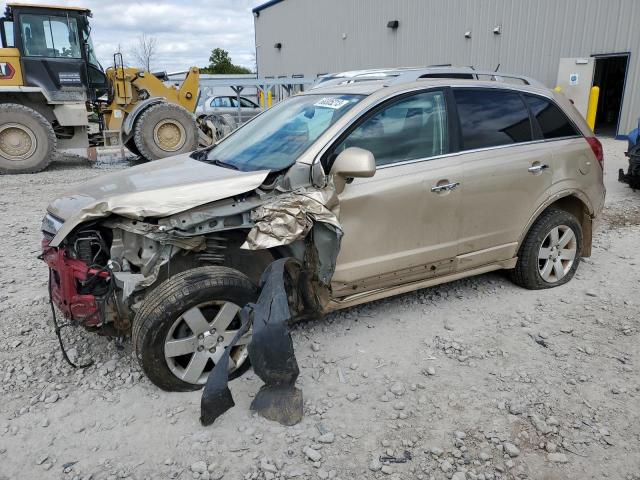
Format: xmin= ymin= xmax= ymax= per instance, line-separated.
xmin=20 ymin=14 xmax=81 ymax=58
xmin=211 ymin=97 xmax=231 ymax=108
xmin=204 ymin=94 xmax=362 ymax=172
xmin=454 ymin=89 xmax=532 ymax=150
xmin=335 ymin=90 xmax=449 ymax=166
xmin=524 ymin=95 xmax=580 ymax=139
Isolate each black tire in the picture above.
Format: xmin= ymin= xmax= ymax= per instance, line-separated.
xmin=132 ymin=266 xmax=257 ymax=392
xmin=133 ymin=102 xmax=197 ymax=161
xmin=510 ymin=208 xmax=583 ymax=290
xmin=0 ymin=103 xmax=56 ymax=174
xmin=124 ymin=138 xmax=142 ymax=157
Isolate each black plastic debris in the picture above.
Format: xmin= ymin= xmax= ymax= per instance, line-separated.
xmin=248 ymin=258 xmax=303 ymax=426
xmin=200 ymin=258 xmax=303 ymax=426
xmin=200 ymin=315 xmax=250 ymax=426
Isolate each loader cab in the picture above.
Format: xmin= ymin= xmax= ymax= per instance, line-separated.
xmin=1 ymin=3 xmax=108 ymax=101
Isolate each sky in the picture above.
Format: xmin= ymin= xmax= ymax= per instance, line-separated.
xmin=4 ymin=0 xmax=265 ymax=73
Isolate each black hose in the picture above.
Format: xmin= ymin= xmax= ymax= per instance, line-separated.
xmin=48 ymin=269 xmax=94 ymax=369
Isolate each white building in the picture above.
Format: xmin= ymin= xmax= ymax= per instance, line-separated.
xmin=253 ymin=0 xmax=640 ymax=137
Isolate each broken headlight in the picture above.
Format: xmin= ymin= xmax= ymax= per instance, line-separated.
xmin=41 ymin=213 xmax=64 ymax=236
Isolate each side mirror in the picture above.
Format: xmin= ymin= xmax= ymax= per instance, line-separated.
xmin=330 ymin=147 xmax=376 ymax=193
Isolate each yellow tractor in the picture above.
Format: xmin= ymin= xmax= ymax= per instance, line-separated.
xmin=0 ymin=3 xmax=200 ymax=173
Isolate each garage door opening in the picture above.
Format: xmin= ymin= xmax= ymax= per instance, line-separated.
xmin=592 ymin=54 xmax=629 ymax=137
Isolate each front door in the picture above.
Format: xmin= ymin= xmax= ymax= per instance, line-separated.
xmin=327 ymin=89 xmax=462 ymax=295
xmin=451 ymin=88 xmax=553 ymax=270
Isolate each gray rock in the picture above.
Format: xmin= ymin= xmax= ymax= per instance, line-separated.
xmin=452 ymin=473 xmax=467 ymax=480
xmin=390 ymin=382 xmax=405 ymax=396
xmin=440 ymin=460 xmax=453 ymax=472
xmin=317 ymin=432 xmax=335 ymax=444
xmin=44 ymin=393 xmax=59 ymax=404
xmin=191 ymin=461 xmax=207 ymax=474
xmin=503 ymin=442 xmax=520 ymax=458
xmin=392 ymin=401 xmax=405 ymax=411
xmin=547 ymin=453 xmax=568 ymax=463
xmin=478 ymin=450 xmax=492 ymax=461
xmin=381 ymin=465 xmax=394 ymax=475
xmin=303 ymin=447 xmax=322 ymax=462
xmin=430 ymin=447 xmax=444 ymax=457
xmin=368 ymin=458 xmax=382 ymax=472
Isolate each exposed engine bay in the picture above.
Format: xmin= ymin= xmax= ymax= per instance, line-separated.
xmin=40 ymin=161 xmax=342 ymax=339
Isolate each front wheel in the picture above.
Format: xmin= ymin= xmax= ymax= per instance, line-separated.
xmin=132 ymin=266 xmax=257 ymax=391
xmin=510 ymin=208 xmax=582 ymax=290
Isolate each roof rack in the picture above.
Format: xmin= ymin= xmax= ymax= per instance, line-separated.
xmin=388 ymin=67 xmax=544 ymax=87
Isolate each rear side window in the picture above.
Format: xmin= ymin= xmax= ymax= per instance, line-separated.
xmin=453 ymin=89 xmax=533 ymax=150
xmin=524 ymin=95 xmax=580 ymax=139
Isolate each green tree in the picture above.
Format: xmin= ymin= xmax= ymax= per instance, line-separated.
xmin=201 ymin=48 xmax=252 ymax=74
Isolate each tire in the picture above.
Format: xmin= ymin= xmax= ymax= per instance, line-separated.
xmin=0 ymin=103 xmax=56 ymax=174
xmin=133 ymin=266 xmax=257 ymax=392
xmin=124 ymin=138 xmax=142 ymax=157
xmin=510 ymin=208 xmax=583 ymax=290
xmin=133 ymin=102 xmax=198 ymax=161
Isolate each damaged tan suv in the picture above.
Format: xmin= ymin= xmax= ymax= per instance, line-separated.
xmin=41 ymin=71 xmax=605 ymax=391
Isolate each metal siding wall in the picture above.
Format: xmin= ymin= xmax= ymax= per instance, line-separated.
xmin=255 ymin=0 xmax=640 ymax=133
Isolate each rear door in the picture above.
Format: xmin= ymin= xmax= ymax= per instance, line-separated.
xmin=452 ymin=88 xmax=554 ymax=270
xmin=327 ymin=89 xmax=464 ymax=295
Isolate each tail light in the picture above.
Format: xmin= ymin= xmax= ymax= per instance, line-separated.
xmin=585 ymin=136 xmax=604 ymax=169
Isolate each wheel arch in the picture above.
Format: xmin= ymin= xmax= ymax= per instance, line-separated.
xmin=521 ymin=191 xmax=593 ymax=257
xmin=122 ymin=97 xmax=165 ymax=136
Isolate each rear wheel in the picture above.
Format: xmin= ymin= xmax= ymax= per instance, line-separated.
xmin=510 ymin=208 xmax=582 ymax=289
xmin=0 ymin=103 xmax=55 ymax=174
xmin=133 ymin=266 xmax=256 ymax=391
xmin=133 ymin=102 xmax=197 ymax=161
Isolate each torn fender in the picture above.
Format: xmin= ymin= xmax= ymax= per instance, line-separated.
xmin=241 ymin=180 xmax=341 ymax=250
xmin=48 ymin=155 xmax=269 ymax=247
xmin=200 ymin=258 xmax=303 ymax=426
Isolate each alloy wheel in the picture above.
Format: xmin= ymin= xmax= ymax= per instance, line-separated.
xmin=538 ymin=225 xmax=577 ymax=283
xmin=164 ymin=300 xmax=251 ymax=385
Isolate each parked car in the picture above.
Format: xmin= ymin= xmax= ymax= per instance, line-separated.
xmin=41 ymin=71 xmax=605 ymax=391
xmin=195 ymin=95 xmax=262 ymax=123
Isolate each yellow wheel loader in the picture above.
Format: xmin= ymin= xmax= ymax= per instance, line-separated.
xmin=0 ymin=3 xmax=200 ymax=174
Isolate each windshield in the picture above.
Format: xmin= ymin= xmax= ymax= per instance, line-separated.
xmin=204 ymin=94 xmax=362 ymax=172
xmin=20 ymin=14 xmax=81 ymax=58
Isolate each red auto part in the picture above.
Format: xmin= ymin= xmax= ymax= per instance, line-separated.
xmin=42 ymin=239 xmax=110 ymax=327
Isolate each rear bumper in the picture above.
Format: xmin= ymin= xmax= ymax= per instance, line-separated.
xmin=41 ymin=239 xmax=109 ymax=326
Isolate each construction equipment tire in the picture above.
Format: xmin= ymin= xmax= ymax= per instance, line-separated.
xmin=0 ymin=103 xmax=56 ymax=174
xmin=133 ymin=102 xmax=198 ymax=161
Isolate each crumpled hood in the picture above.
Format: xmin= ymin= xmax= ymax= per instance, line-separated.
xmin=48 ymin=153 xmax=270 ymax=247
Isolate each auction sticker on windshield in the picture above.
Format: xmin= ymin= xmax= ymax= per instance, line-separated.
xmin=314 ymin=98 xmax=350 ymax=109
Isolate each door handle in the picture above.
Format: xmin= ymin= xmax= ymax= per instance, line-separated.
xmin=528 ymin=164 xmax=549 ymax=173
xmin=431 ymin=182 xmax=460 ymax=192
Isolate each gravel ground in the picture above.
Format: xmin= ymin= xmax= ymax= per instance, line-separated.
xmin=0 ymin=138 xmax=638 ymax=480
